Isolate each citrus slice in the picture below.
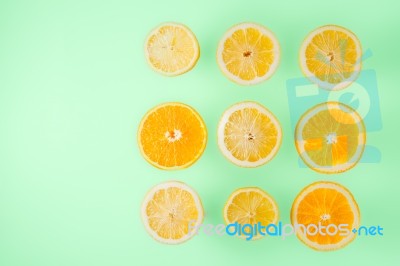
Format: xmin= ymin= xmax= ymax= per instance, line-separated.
xmin=218 ymin=101 xmax=282 ymax=167
xmin=144 ymin=23 xmax=200 ymax=76
xmin=141 ymin=181 xmax=204 ymax=244
xmin=138 ymin=102 xmax=207 ymax=170
xmin=224 ymin=187 xmax=279 ymax=240
xmin=291 ymin=181 xmax=360 ymax=251
xmin=300 ymin=25 xmax=362 ymax=90
xmin=217 ymin=23 xmax=280 ymax=85
xmin=295 ymin=102 xmax=366 ymax=173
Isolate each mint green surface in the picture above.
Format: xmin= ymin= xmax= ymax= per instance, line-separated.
xmin=1 ymin=0 xmax=399 ymax=265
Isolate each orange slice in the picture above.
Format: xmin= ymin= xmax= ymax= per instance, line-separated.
xmin=295 ymin=102 xmax=366 ymax=173
xmin=138 ymin=102 xmax=207 ymax=169
xmin=218 ymin=101 xmax=282 ymax=167
xmin=224 ymin=187 xmax=279 ymax=240
xmin=300 ymin=25 xmax=362 ymax=90
xmin=217 ymin=23 xmax=280 ymax=85
xmin=145 ymin=23 xmax=199 ymax=76
xmin=291 ymin=181 xmax=360 ymax=251
xmin=141 ymin=181 xmax=204 ymax=244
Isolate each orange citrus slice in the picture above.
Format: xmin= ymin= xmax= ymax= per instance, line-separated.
xmin=144 ymin=23 xmax=199 ymax=76
xmin=291 ymin=181 xmax=360 ymax=251
xmin=217 ymin=23 xmax=280 ymax=85
xmin=224 ymin=187 xmax=279 ymax=240
xmin=141 ymin=181 xmax=204 ymax=244
xmin=218 ymin=101 xmax=282 ymax=167
xmin=295 ymin=102 xmax=366 ymax=173
xmin=138 ymin=102 xmax=207 ymax=169
xmin=300 ymin=25 xmax=362 ymax=90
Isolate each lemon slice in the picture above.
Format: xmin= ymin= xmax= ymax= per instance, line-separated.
xmin=224 ymin=187 xmax=279 ymax=240
xmin=291 ymin=181 xmax=360 ymax=251
xmin=217 ymin=23 xmax=280 ymax=85
xmin=145 ymin=23 xmax=200 ymax=76
xmin=300 ymin=25 xmax=362 ymax=90
xmin=141 ymin=181 xmax=204 ymax=244
xmin=295 ymin=102 xmax=366 ymax=173
xmin=217 ymin=101 xmax=282 ymax=167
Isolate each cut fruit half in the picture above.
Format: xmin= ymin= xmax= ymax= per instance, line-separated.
xmin=218 ymin=101 xmax=282 ymax=167
xmin=145 ymin=22 xmax=200 ymax=76
xmin=141 ymin=181 xmax=204 ymax=244
xmin=299 ymin=25 xmax=362 ymax=90
xmin=217 ymin=23 xmax=280 ymax=85
xmin=138 ymin=102 xmax=207 ymax=170
xmin=291 ymin=181 xmax=360 ymax=251
xmin=224 ymin=187 xmax=279 ymax=240
xmin=295 ymin=102 xmax=366 ymax=173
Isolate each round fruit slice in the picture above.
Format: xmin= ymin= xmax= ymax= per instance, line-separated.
xmin=141 ymin=181 xmax=204 ymax=244
xmin=218 ymin=101 xmax=282 ymax=167
xmin=295 ymin=102 xmax=366 ymax=173
xmin=300 ymin=25 xmax=362 ymax=90
xmin=138 ymin=102 xmax=207 ymax=170
xmin=224 ymin=187 xmax=279 ymax=240
xmin=217 ymin=23 xmax=280 ymax=85
xmin=291 ymin=181 xmax=360 ymax=251
xmin=144 ymin=22 xmax=200 ymax=76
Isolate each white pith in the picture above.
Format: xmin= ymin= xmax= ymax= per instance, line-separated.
xmin=165 ymin=129 xmax=183 ymax=142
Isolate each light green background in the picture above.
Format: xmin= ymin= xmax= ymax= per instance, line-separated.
xmin=1 ymin=0 xmax=399 ymax=265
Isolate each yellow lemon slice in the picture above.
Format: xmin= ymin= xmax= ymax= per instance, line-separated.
xmin=295 ymin=102 xmax=366 ymax=173
xmin=217 ymin=23 xmax=280 ymax=85
xmin=218 ymin=101 xmax=282 ymax=167
xmin=141 ymin=181 xmax=204 ymax=244
xmin=300 ymin=25 xmax=362 ymax=90
xmin=224 ymin=187 xmax=279 ymax=240
xmin=145 ymin=23 xmax=200 ymax=76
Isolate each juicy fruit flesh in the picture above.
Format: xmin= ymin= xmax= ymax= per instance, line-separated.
xmin=301 ymin=109 xmax=360 ymax=167
xmin=139 ymin=104 xmax=206 ymax=168
xmin=295 ymin=187 xmax=355 ymax=245
xmin=146 ymin=187 xmax=199 ymax=240
xmin=222 ymin=27 xmax=274 ymax=81
xmin=147 ymin=25 xmax=197 ymax=73
xmin=224 ymin=107 xmax=278 ymax=162
xmin=305 ymin=29 xmax=358 ymax=84
xmin=225 ymin=189 xmax=277 ymax=235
